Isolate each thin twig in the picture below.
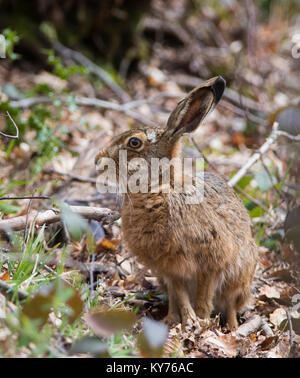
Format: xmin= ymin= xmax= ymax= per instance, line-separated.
xmin=24 ymin=197 xmax=33 ymax=245
xmin=0 ymin=111 xmax=19 ymax=139
xmin=0 ymin=196 xmax=50 ymax=201
xmin=276 ymin=129 xmax=300 ymax=141
xmin=234 ymin=185 xmax=269 ymax=213
xmin=67 ymin=193 xmax=117 ymax=203
xmin=219 ymin=99 xmax=265 ymax=124
xmin=285 ymin=310 xmax=294 ymax=350
xmin=43 ymin=264 xmax=71 ymax=286
xmin=191 ymin=136 xmax=269 ymax=212
xmin=228 ymin=122 xmax=281 ymax=188
xmin=89 ymin=253 xmax=96 ymax=301
xmin=43 ymin=168 xmax=97 ymax=184
xmin=174 ymin=73 xmax=266 ymax=116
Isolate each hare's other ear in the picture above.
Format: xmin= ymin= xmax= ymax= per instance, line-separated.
xmin=165 ymin=76 xmax=225 ymax=138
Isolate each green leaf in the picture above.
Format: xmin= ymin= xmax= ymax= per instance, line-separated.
xmin=85 ymin=310 xmax=136 ymax=338
xmin=50 ymin=280 xmax=83 ymax=323
xmin=22 ymin=281 xmax=84 ymax=326
xmin=261 ymin=237 xmax=279 ymax=252
xmin=236 ymin=175 xmax=253 ymax=190
xmin=65 ymin=286 xmax=84 ymax=324
xmin=249 ymin=206 xmax=265 ymax=218
xmin=138 ymin=318 xmax=168 ymax=358
xmin=70 ymin=336 xmax=109 ymax=357
xmin=2 ymin=83 xmax=24 ymax=100
xmin=60 ymin=203 xmax=88 ymax=241
xmin=0 ymin=202 xmax=20 ymax=214
xmin=22 ymin=284 xmax=54 ymax=326
xmin=255 ymin=170 xmax=273 ymax=192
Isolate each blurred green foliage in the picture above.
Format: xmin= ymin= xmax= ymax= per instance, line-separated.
xmin=3 ymin=28 xmax=20 ymax=60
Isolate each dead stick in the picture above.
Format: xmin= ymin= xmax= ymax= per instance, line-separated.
xmin=228 ymin=122 xmax=280 ymax=187
xmin=236 ymin=314 xmax=263 ymax=337
xmin=285 ymin=310 xmax=294 ymax=350
xmin=0 ymin=206 xmax=120 ymax=232
xmin=191 ymin=137 xmax=269 ymax=212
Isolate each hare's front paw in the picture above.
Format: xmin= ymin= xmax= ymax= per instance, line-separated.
xmin=195 ymin=305 xmax=212 ymax=320
xmin=226 ymin=310 xmax=238 ymax=330
xmin=181 ymin=308 xmax=203 ymax=334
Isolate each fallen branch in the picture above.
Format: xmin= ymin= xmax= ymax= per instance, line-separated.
xmin=0 ymin=280 xmax=28 ymax=301
xmin=8 ymin=89 xmax=268 ymax=129
xmin=52 ymin=41 xmax=131 ymax=103
xmin=9 ymin=95 xmax=156 ymax=127
xmin=64 ymin=257 xmax=117 ymax=276
xmin=0 ymin=206 xmax=120 ymax=233
xmin=236 ymin=314 xmax=263 ymax=337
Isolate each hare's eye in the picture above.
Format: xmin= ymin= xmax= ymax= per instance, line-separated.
xmin=127 ymin=137 xmax=142 ymax=149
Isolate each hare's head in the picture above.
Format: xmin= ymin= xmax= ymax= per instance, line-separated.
xmin=95 ymin=76 xmax=225 ymax=176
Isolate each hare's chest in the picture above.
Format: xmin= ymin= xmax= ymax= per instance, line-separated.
xmin=121 ymin=195 xmax=200 ymax=277
xmin=121 ymin=197 xmax=172 ymax=264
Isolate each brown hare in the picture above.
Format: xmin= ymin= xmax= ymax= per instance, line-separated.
xmin=95 ymin=76 xmax=258 ymax=329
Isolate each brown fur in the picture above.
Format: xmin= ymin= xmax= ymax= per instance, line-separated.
xmin=95 ymin=77 xmax=258 ymax=329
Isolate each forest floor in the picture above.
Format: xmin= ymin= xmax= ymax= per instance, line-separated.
xmin=0 ymin=0 xmax=299 ymax=358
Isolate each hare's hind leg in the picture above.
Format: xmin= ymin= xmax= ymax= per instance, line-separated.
xmin=195 ymin=270 xmax=216 ymax=320
xmin=223 ymin=289 xmax=250 ymax=329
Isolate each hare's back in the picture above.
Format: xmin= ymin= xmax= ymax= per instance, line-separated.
xmin=168 ymin=172 xmax=254 ymax=262
xmin=202 ymin=172 xmax=251 ymax=228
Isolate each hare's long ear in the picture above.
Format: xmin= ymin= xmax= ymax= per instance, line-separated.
xmin=164 ymin=76 xmax=225 ymax=138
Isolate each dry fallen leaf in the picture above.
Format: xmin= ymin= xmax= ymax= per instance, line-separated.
xmin=259 ymin=336 xmax=279 ymax=351
xmin=268 ymin=269 xmax=293 ymax=283
xmin=164 ymin=336 xmax=184 ymax=357
xmin=0 ymin=271 xmax=10 ymax=281
xmin=279 ymin=286 xmax=298 ymax=305
xmin=199 ymin=330 xmax=240 ymax=358
xmin=269 ymin=308 xmax=287 ymax=328
xmin=259 ymin=286 xmax=281 ymax=300
xmin=97 ymin=238 xmax=120 ymax=252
